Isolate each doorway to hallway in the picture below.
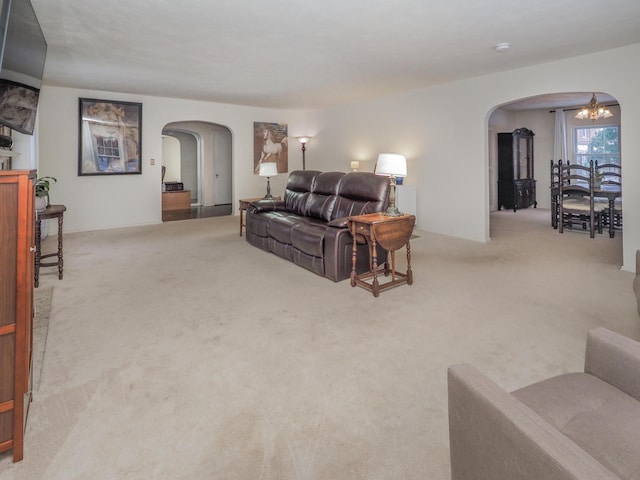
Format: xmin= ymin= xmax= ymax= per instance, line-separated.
xmin=162 ymin=121 xmax=232 ymax=222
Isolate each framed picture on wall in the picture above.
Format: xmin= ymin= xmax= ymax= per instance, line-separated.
xmin=78 ymin=98 xmax=142 ymax=175
xmin=253 ymin=122 xmax=288 ymax=174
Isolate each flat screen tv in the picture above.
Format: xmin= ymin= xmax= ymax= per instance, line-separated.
xmin=0 ymin=0 xmax=46 ymax=135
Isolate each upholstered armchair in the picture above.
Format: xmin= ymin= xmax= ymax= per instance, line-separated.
xmin=448 ymin=327 xmax=640 ymax=480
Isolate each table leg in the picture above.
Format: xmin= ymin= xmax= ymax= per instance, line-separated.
xmin=390 ymin=250 xmax=396 ymax=282
xmin=406 ymin=240 xmax=413 ymax=285
xmin=239 ymin=203 xmax=243 ymax=236
xmin=371 ymin=239 xmax=379 ymax=297
xmin=350 ymin=231 xmax=357 ymax=287
xmin=57 ymin=215 xmax=64 ymax=279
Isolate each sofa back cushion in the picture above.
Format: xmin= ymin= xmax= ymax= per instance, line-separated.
xmin=307 ymin=171 xmax=344 ymax=222
xmin=284 ymin=170 xmax=320 ymax=216
xmin=331 ymin=172 xmax=390 ymax=220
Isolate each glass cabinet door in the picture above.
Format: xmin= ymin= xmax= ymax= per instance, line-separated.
xmin=514 ymin=133 xmax=533 ymax=179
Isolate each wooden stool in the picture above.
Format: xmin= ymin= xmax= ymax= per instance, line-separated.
xmin=35 ymin=204 xmax=66 ymax=288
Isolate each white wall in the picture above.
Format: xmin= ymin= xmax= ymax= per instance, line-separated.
xmin=36 ymin=43 xmax=640 ymax=271
xmin=161 ymin=135 xmax=181 ymax=182
xmin=307 ymin=43 xmax=640 ymax=271
xmin=37 ymin=86 xmax=311 ymax=233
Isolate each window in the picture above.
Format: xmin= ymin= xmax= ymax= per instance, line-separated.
xmin=574 ymin=125 xmax=620 ymax=167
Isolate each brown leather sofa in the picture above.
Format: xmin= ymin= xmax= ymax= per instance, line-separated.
xmin=245 ymin=170 xmax=390 ymax=282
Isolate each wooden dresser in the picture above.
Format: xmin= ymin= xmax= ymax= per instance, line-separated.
xmin=0 ymin=170 xmax=35 ymax=462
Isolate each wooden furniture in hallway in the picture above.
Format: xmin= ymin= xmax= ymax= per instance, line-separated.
xmin=0 ymin=170 xmax=36 ymax=462
xmin=162 ymin=190 xmax=191 ymax=212
xmin=35 ymin=204 xmax=67 ymax=288
xmin=348 ymin=213 xmax=415 ymax=297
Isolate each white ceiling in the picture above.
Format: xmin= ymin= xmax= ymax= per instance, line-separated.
xmin=32 ymin=0 xmax=640 ymax=109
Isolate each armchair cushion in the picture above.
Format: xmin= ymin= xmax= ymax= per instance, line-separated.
xmin=513 ymin=373 xmax=640 ymax=480
xmin=448 ymin=328 xmax=640 ymax=480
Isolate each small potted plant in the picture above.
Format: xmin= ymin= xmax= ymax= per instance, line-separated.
xmin=35 ymin=176 xmax=56 ymax=212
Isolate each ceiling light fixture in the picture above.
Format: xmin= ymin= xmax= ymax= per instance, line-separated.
xmin=495 ymin=43 xmax=510 ymax=53
xmin=575 ymin=93 xmax=613 ymax=122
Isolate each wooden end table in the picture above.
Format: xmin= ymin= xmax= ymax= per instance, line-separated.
xmin=238 ymin=196 xmax=280 ymax=236
xmin=348 ymin=212 xmax=416 ymax=297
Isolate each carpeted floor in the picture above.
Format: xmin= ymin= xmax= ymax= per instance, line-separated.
xmin=32 ymin=287 xmax=53 ymax=392
xmin=1 ymin=208 xmax=637 ymax=479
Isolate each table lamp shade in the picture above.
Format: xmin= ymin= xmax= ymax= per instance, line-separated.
xmin=259 ymin=162 xmax=278 ymax=177
xmin=375 ymin=154 xmax=407 ymax=177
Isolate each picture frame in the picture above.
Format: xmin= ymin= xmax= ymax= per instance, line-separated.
xmin=78 ymin=98 xmax=142 ymax=175
xmin=253 ymin=122 xmax=288 ymax=174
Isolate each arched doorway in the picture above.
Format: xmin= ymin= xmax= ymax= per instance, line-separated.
xmin=486 ymin=92 xmax=622 ymax=264
xmin=161 ymin=121 xmax=233 ymax=221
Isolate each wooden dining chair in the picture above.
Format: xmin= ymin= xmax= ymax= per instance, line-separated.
xmin=595 ymin=161 xmax=622 ymax=232
xmin=550 ymin=160 xmax=560 ymax=229
xmin=558 ymin=160 xmax=606 ymax=238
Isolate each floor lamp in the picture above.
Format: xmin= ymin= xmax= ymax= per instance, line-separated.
xmin=296 ymin=136 xmax=312 ymax=170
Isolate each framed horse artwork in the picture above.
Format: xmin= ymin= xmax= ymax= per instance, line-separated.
xmin=253 ymin=122 xmax=288 ymax=174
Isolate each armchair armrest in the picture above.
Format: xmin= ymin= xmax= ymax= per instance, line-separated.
xmin=448 ymin=364 xmax=618 ymax=480
xmin=250 ymin=199 xmax=285 ymax=213
xmin=584 ymin=327 xmax=640 ymax=401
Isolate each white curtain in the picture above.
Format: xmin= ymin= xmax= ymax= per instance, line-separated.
xmin=553 ymin=109 xmax=568 ymax=163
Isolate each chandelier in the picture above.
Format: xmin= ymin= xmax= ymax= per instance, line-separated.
xmin=575 ymin=93 xmax=613 ymax=121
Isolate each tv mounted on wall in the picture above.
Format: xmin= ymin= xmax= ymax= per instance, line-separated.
xmin=0 ymin=0 xmax=47 ymax=136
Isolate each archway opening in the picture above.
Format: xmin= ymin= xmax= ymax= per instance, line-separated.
xmin=161 ymin=121 xmax=233 ymax=222
xmin=486 ymin=92 xmax=622 ymax=265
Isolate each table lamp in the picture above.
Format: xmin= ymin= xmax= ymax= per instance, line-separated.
xmin=259 ymin=162 xmax=278 ymax=199
xmin=375 ymin=153 xmax=407 ymax=216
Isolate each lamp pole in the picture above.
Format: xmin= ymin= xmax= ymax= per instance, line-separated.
xmin=301 ymin=143 xmax=307 ymax=170
xmin=296 ymin=136 xmax=312 ymax=171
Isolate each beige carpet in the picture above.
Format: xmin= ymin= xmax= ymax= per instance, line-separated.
xmin=32 ymin=286 xmax=53 ymax=392
xmin=1 ymin=208 xmax=637 ymax=479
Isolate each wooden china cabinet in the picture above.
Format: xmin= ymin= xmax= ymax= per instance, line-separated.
xmin=0 ymin=170 xmax=36 ymax=462
xmin=497 ymin=127 xmax=537 ymax=212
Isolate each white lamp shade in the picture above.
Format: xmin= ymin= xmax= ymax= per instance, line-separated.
xmin=259 ymin=162 xmax=278 ymax=177
xmin=375 ymin=153 xmax=407 ymax=177
xmin=296 ymin=136 xmax=311 ymax=145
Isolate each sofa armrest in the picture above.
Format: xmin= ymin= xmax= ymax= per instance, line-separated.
xmin=327 ymin=217 xmax=349 ymax=228
xmin=448 ymin=364 xmax=618 ymax=480
xmin=584 ymin=327 xmax=640 ymax=401
xmin=250 ymin=199 xmax=285 ymax=213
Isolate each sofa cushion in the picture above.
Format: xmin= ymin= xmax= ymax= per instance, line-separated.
xmin=269 ymin=214 xmax=304 ymax=244
xmin=307 ymin=171 xmax=343 ymax=221
xmin=292 ymin=222 xmax=327 ymax=258
xmin=512 ymin=372 xmax=640 ymax=480
xmin=331 ymin=171 xmax=389 ymax=219
xmin=284 ymin=170 xmax=320 ymax=216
